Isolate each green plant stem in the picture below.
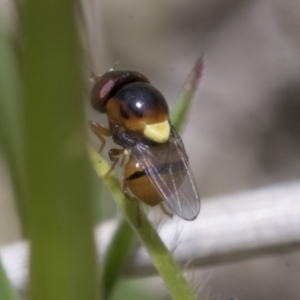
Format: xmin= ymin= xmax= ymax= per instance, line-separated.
xmin=100 ymin=217 xmax=135 ymax=299
xmin=89 ymin=146 xmax=197 ymax=300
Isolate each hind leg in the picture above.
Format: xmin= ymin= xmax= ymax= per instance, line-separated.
xmin=160 ymin=203 xmax=173 ymax=218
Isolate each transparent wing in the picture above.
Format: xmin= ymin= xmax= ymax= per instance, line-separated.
xmin=132 ymin=126 xmax=200 ymax=220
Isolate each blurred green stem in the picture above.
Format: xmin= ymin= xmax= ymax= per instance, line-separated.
xmin=0 ymin=15 xmax=25 ymax=233
xmin=22 ymin=0 xmax=98 ymax=299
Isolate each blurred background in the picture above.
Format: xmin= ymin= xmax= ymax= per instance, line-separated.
xmin=1 ymin=0 xmax=300 ymax=299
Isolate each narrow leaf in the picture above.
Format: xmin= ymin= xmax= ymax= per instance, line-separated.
xmin=22 ymin=1 xmax=98 ymax=299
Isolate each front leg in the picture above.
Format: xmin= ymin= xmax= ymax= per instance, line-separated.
xmin=89 ymin=120 xmax=112 ymax=153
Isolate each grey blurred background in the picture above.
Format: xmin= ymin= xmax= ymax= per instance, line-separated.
xmin=1 ymin=0 xmax=300 ymax=299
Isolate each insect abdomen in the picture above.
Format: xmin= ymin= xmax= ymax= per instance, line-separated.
xmin=124 ymin=152 xmax=187 ymax=207
xmin=124 ymin=157 xmax=163 ymax=207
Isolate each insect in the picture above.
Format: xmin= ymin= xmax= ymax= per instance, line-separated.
xmin=90 ymin=70 xmax=200 ymax=220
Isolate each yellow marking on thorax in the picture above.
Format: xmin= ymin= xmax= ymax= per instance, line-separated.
xmin=143 ymin=120 xmax=170 ymax=143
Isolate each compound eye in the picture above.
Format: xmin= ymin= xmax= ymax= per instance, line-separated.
xmin=90 ymin=71 xmax=150 ymax=114
xmin=91 ymin=78 xmax=115 ymax=113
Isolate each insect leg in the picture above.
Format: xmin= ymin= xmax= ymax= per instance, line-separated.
xmin=89 ymin=120 xmax=112 ymax=153
xmin=89 ymin=72 xmax=100 ymax=83
xmin=122 ymin=181 xmax=142 ymax=226
xmin=104 ymin=148 xmax=126 ymax=178
xmin=119 ymin=149 xmax=130 ymax=167
xmin=119 ymin=154 xmax=127 ymax=167
xmin=160 ymin=203 xmax=173 ymax=219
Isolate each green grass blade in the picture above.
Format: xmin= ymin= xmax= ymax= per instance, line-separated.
xmin=0 ymin=260 xmax=18 ymax=300
xmin=22 ymin=1 xmax=98 ymax=299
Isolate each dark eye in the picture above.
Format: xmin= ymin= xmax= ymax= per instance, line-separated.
xmin=119 ymin=104 xmax=129 ymax=119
